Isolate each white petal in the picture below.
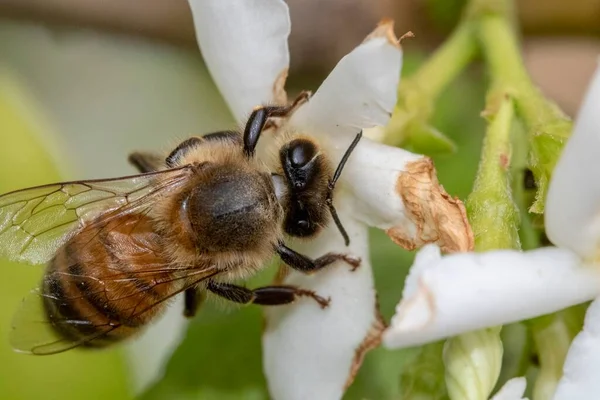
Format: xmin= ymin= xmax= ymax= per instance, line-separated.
xmin=553 ymin=297 xmax=600 ymax=400
xmin=125 ymin=296 xmax=189 ymax=394
xmin=491 ymin=377 xmax=529 ymax=400
xmin=263 ymin=204 xmax=379 ymax=399
xmin=290 ymin=20 xmax=401 ymax=143
xmin=341 ymin=138 xmax=473 ymax=253
xmin=344 ymin=137 xmax=421 ymax=228
xmin=383 ymin=245 xmax=600 ymax=348
xmin=188 ymin=0 xmax=290 ymax=122
xmin=288 ymin=21 xmax=471 ymax=252
xmin=546 ymin=62 xmax=600 ymax=259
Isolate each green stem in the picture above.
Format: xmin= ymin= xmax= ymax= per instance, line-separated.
xmin=410 ymin=23 xmax=478 ymax=98
xmin=383 ymin=21 xmax=478 ymax=150
xmin=444 ymin=92 xmax=518 ymax=400
xmin=467 ymin=95 xmax=520 ymax=250
xmin=477 ymin=13 xmax=572 ymax=213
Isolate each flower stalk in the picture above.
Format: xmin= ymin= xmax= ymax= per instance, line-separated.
xmin=440 ymin=3 xmax=521 ymax=396
xmin=476 ymin=9 xmax=572 ymax=214
xmin=467 ymin=95 xmax=520 ymax=250
xmin=443 ymin=90 xmax=518 ymax=399
xmin=383 ymin=21 xmax=478 ymax=154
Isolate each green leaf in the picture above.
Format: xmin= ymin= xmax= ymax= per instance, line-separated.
xmin=403 ymin=122 xmax=458 ymax=156
xmin=401 ymin=342 xmax=449 ymax=400
xmin=527 ymin=118 xmax=571 ymax=213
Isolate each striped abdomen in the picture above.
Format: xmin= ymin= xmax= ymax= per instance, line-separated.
xmin=42 ymin=213 xmax=180 ymax=347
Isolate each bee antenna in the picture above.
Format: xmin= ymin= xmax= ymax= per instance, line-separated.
xmin=326 ymin=130 xmax=363 ymax=246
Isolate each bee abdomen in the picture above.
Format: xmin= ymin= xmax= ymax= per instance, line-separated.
xmin=42 ymin=219 xmax=171 ymax=347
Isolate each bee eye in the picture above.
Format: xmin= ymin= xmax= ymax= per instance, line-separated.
xmin=288 ymin=140 xmax=316 ymax=168
xmin=297 ymin=220 xmax=310 ymax=230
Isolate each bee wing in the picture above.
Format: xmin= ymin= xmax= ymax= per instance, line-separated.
xmin=11 ymin=264 xmax=220 ymax=355
xmin=0 ymin=166 xmax=193 ymax=265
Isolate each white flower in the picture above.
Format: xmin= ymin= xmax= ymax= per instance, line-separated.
xmin=491 ymin=378 xmax=529 ymax=400
xmin=127 ymin=0 xmax=473 ymax=397
xmin=384 ymin=61 xmax=600 ymax=399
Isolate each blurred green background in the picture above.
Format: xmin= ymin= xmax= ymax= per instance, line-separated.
xmin=0 ymin=0 xmax=598 ymax=399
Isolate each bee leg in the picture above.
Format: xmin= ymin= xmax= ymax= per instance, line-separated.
xmin=276 ymin=242 xmax=361 ymax=273
xmin=243 ymin=91 xmax=311 ymax=157
xmin=183 ymin=287 xmax=205 ymax=318
xmin=207 ymin=281 xmax=330 ymax=309
xmin=128 ymin=152 xmax=164 ymax=173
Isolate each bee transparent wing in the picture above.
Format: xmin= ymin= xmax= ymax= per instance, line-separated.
xmin=10 ymin=286 xmax=97 ymax=355
xmin=11 ymin=264 xmax=220 ymax=355
xmin=0 ymin=166 xmax=192 ymax=264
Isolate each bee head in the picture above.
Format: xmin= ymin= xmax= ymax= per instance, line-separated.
xmin=274 ymin=132 xmax=362 ymax=246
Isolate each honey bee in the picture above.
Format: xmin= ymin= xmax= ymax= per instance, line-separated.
xmin=1 ymin=93 xmax=362 ymax=355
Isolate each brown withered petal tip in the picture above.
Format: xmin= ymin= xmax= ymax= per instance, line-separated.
xmin=399 ymin=31 xmax=415 ymax=43
xmin=388 ymin=158 xmax=474 ymax=253
xmin=363 ymin=18 xmax=400 ymax=49
xmin=272 ymin=68 xmax=289 ymax=105
xmin=343 ymin=300 xmax=387 ymax=390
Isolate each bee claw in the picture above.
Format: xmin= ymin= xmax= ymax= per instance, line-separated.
xmin=297 ymin=289 xmax=331 ymax=309
xmin=317 ymin=296 xmax=332 ymax=309
xmin=343 ymin=255 xmax=361 ymax=272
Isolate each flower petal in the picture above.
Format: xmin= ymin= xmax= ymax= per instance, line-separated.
xmin=553 ymin=297 xmax=600 ymax=400
xmin=546 ymin=62 xmax=600 ymax=259
xmin=188 ymin=0 xmax=290 ymax=122
xmin=343 ymin=138 xmax=473 ymax=252
xmin=383 ymin=245 xmax=599 ymax=348
xmin=125 ymin=296 xmax=189 ymax=393
xmin=262 ymin=204 xmax=380 ymax=399
xmin=290 ymin=19 xmax=401 ymax=141
xmin=491 ymin=377 xmax=529 ymax=400
xmin=288 ymin=20 xmax=472 ymax=253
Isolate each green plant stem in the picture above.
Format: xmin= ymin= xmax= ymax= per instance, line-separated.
xmin=383 ymin=21 xmax=478 ymax=150
xmin=444 ymin=93 xmax=518 ymax=400
xmin=477 ymin=12 xmax=572 ymax=213
xmin=467 ymin=96 xmax=520 ymax=250
xmin=411 ymin=23 xmax=478 ymax=98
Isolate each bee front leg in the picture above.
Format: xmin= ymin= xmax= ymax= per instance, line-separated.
xmin=243 ymin=91 xmax=311 ymax=157
xmin=275 ymin=242 xmax=361 ymax=274
xmin=206 ymin=281 xmax=330 ymax=309
xmin=183 ymin=287 xmax=205 ymax=318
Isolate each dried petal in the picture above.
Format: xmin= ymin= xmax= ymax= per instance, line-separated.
xmin=393 ymin=158 xmax=473 ymax=252
xmin=340 ymin=139 xmax=472 ymax=253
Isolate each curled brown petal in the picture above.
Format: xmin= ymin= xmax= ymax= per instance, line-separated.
xmin=388 ymin=157 xmax=474 ymax=253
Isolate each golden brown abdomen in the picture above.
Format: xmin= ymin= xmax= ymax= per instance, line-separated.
xmin=42 ymin=213 xmax=176 ymax=347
